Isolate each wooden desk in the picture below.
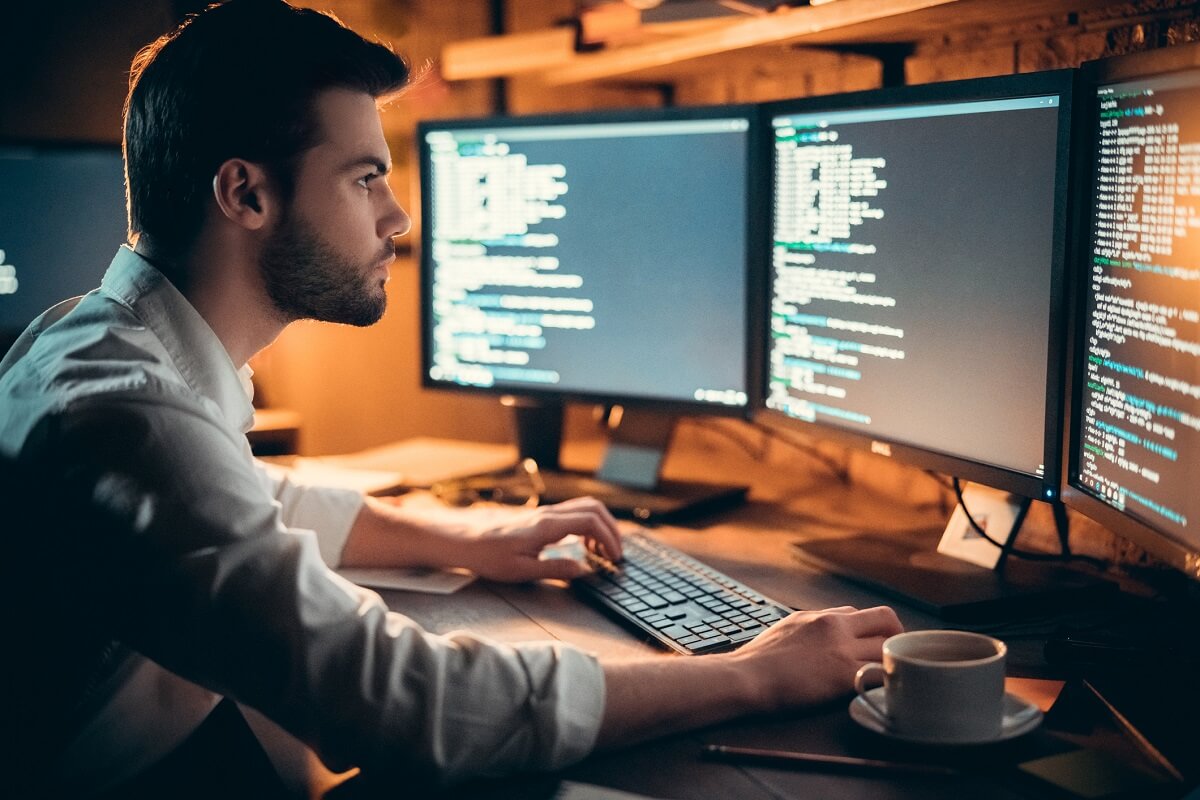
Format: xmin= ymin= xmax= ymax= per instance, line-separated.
xmin=307 ymin=432 xmax=1185 ymax=798
xmin=363 ymin=509 xmax=1083 ymax=800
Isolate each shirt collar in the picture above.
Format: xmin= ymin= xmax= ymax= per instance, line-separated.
xmin=100 ymin=246 xmax=257 ymax=433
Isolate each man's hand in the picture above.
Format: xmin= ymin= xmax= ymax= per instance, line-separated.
xmin=459 ymin=496 xmax=623 ymax=583
xmin=729 ymin=605 xmax=904 ymax=709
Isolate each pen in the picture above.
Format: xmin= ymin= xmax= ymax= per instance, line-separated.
xmin=701 ymin=745 xmax=961 ymax=777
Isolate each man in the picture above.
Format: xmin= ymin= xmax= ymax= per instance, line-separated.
xmin=0 ymin=0 xmax=902 ymax=794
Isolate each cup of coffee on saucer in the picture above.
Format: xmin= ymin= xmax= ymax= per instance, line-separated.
xmin=851 ymin=630 xmax=1042 ymax=745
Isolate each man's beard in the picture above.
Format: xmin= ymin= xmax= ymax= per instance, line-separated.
xmin=259 ymin=212 xmax=391 ymax=327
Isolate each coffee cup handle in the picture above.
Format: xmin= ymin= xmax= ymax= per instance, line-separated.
xmin=854 ymin=662 xmax=889 ymax=721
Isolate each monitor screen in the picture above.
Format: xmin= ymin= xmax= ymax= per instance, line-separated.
xmin=1063 ymin=48 xmax=1200 ymax=572
xmin=759 ymin=72 xmax=1074 ymax=499
xmin=417 ymin=107 xmax=760 ymax=414
xmin=0 ymin=144 xmax=126 ymax=342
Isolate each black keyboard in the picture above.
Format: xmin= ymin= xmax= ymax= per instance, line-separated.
xmin=575 ymin=532 xmax=792 ymax=655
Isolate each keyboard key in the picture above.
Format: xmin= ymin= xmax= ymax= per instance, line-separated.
xmin=659 ymin=624 xmax=691 ymax=640
xmin=691 ymin=638 xmax=724 ymax=652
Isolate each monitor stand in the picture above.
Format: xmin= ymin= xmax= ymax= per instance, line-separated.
xmin=791 ymin=490 xmax=1115 ymax=622
xmin=481 ymin=397 xmax=748 ymax=522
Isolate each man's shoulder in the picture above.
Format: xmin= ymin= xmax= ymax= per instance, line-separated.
xmin=0 ymin=291 xmax=208 ymax=451
xmin=7 ymin=290 xmax=175 ymax=382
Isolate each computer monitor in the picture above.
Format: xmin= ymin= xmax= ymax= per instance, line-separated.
xmin=0 ymin=143 xmax=126 ymax=352
xmin=1062 ymin=44 xmax=1200 ymax=583
xmin=416 ymin=107 xmax=764 ymax=517
xmin=1055 ymin=47 xmax=1200 ymax=781
xmin=757 ymin=72 xmax=1099 ymax=619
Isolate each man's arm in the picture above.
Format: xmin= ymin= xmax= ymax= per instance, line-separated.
xmin=30 ymin=401 xmax=609 ymax=783
xmin=596 ymin=606 xmax=902 ymax=749
xmin=340 ymin=494 xmax=904 ymax=746
xmin=33 ymin=400 xmax=900 ymax=785
xmin=339 ymin=494 xmax=623 ymax=582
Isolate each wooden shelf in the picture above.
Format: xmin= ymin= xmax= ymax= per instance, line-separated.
xmin=441 ymin=0 xmax=1118 ymax=86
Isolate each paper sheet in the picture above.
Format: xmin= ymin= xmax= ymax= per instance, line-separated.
xmin=337 ymin=566 xmax=476 ymax=595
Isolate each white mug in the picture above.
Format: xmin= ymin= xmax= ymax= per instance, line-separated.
xmin=854 ymin=630 xmax=1007 ymax=742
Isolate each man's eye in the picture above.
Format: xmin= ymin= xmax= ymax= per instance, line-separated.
xmin=358 ymin=173 xmax=380 ymax=189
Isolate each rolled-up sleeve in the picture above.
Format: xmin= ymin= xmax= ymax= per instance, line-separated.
xmin=36 ymin=394 xmax=606 ymax=783
xmin=254 ymin=458 xmax=364 ymax=567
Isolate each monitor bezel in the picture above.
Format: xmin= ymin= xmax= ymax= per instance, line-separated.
xmin=753 ymin=70 xmax=1077 ymax=501
xmin=1060 ymin=43 xmax=1200 ymax=579
xmin=415 ymin=104 xmax=766 ymax=419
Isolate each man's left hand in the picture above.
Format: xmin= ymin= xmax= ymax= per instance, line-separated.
xmin=460 ymin=496 xmax=622 ymax=582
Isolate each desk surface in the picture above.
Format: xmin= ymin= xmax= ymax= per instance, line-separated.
xmin=374 ymin=527 xmax=1061 ymax=800
xmin=321 ymin=432 xmax=1186 ymax=799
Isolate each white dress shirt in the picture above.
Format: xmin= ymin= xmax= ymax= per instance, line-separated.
xmin=0 ymin=246 xmax=604 ymax=793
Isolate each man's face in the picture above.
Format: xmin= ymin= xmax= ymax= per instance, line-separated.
xmin=259 ymin=88 xmax=410 ymax=326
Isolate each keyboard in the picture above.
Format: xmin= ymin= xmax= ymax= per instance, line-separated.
xmin=575 ymin=532 xmax=793 ymax=655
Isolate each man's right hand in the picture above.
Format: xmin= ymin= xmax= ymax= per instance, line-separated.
xmin=729 ymin=605 xmax=904 ymax=711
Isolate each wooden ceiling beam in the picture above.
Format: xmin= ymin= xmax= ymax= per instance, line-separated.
xmin=438 ymin=0 xmax=1124 ymax=87
xmin=440 ymin=0 xmax=959 ymax=84
xmin=540 ymin=0 xmax=958 ymax=85
xmin=441 ymin=27 xmax=576 ymax=81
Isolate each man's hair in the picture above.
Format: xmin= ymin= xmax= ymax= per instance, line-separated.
xmin=123 ymin=0 xmax=409 ymax=262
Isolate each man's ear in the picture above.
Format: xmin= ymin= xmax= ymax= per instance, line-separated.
xmin=212 ymin=159 xmax=273 ymax=230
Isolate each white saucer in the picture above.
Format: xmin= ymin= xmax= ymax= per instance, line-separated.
xmin=849 ymin=688 xmax=1043 ymax=745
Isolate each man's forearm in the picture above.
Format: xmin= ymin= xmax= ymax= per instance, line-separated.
xmin=596 ymin=654 xmax=763 ymax=750
xmin=339 ymin=497 xmax=469 ymax=569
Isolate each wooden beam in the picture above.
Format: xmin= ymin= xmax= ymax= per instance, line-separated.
xmin=539 ymin=0 xmax=958 ymax=85
xmin=442 ymin=27 xmax=576 ymax=81
xmin=438 ymin=0 xmax=1121 ymax=86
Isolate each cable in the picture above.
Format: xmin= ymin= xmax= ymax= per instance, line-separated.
xmin=951 ymin=478 xmax=1107 ymax=568
xmin=952 ymin=477 xmax=1065 ymax=562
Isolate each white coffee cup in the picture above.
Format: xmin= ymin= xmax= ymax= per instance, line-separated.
xmin=854 ymin=630 xmax=1007 ymax=742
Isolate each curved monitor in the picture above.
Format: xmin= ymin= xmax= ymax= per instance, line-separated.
xmin=756 ymin=71 xmax=1075 ymax=501
xmin=417 ymin=106 xmax=764 ymax=417
xmin=0 ymin=142 xmax=125 ymax=348
xmin=1062 ymin=44 xmax=1200 ymax=579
